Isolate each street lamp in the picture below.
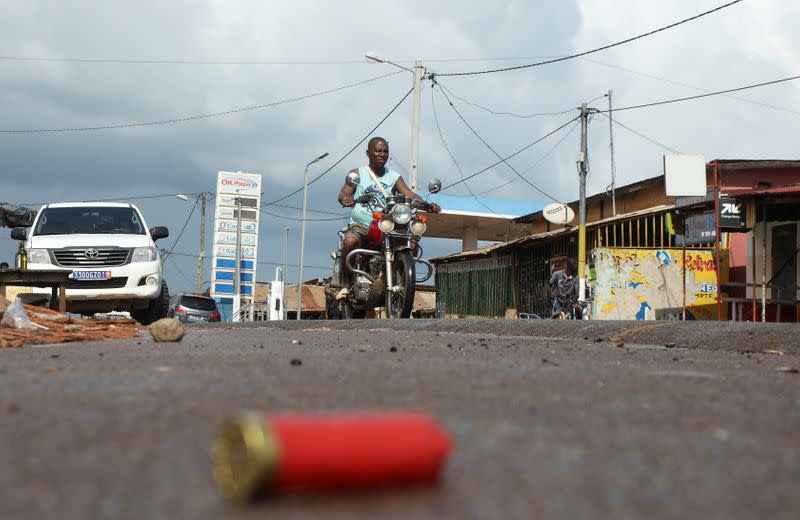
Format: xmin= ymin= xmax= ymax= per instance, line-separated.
xmin=176 ymin=192 xmax=208 ymax=294
xmin=283 ymin=226 xmax=290 ymax=320
xmin=297 ymin=152 xmax=329 ymax=320
xmin=365 ymin=51 xmax=425 ymax=191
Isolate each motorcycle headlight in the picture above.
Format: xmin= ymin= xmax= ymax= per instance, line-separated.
xmin=132 ymin=246 xmax=158 ymax=262
xmin=410 ymin=220 xmax=427 ymax=236
xmin=390 ymin=203 xmax=413 ymax=225
xmin=27 ymin=248 xmax=51 ymax=264
xmin=378 ymin=218 xmax=395 ymax=233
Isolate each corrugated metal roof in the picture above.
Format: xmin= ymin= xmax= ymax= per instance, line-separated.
xmin=432 ymin=204 xmax=675 ymax=263
xmin=725 ymin=183 xmax=800 ymax=196
xmin=712 ymin=159 xmax=800 ymax=170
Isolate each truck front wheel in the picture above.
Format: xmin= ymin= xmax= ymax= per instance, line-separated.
xmin=134 ymin=281 xmax=169 ymax=325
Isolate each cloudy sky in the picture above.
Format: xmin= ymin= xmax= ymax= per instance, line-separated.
xmin=1 ymin=0 xmax=798 ymax=295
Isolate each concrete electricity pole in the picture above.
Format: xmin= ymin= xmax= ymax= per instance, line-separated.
xmin=409 ymin=60 xmax=423 ymax=191
xmin=195 ymin=192 xmax=207 ymax=294
xmin=365 ymin=52 xmax=426 ymax=191
xmin=578 ymin=103 xmax=589 ymax=303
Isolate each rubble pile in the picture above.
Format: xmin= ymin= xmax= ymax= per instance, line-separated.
xmin=0 ymin=295 xmax=143 ymax=348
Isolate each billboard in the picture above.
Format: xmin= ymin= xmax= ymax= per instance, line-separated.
xmin=592 ymin=247 xmax=728 ymax=321
xmin=210 ymin=171 xmax=262 ymax=304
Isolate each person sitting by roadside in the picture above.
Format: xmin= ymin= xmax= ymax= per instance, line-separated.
xmin=548 ymin=258 xmax=579 ymax=317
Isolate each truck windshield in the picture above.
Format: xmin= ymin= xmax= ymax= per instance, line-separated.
xmin=34 ymin=207 xmax=146 ymax=235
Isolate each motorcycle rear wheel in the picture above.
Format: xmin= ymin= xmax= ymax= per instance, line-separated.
xmin=386 ymin=250 xmax=415 ymax=319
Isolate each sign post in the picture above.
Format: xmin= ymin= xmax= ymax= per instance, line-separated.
xmin=210 ymin=171 xmax=262 ymax=321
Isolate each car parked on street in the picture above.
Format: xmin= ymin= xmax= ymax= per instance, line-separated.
xmin=10 ymin=202 xmax=170 ymax=324
xmin=167 ymin=293 xmax=221 ymax=323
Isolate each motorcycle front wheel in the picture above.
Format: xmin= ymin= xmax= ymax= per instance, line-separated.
xmin=386 ymin=250 xmax=415 ymax=319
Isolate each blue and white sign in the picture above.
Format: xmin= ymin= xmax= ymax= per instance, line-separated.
xmin=210 ymin=171 xmax=262 ymax=312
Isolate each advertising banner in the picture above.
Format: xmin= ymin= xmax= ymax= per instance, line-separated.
xmin=592 ymin=247 xmax=728 ymax=321
xmin=210 ymin=171 xmax=262 ymax=305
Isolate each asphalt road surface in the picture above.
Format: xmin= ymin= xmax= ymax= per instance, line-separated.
xmin=1 ymin=319 xmax=798 ymax=519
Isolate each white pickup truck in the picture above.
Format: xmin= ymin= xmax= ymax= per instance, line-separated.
xmin=11 ymin=202 xmax=170 ymax=324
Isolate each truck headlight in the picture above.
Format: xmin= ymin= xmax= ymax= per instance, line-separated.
xmin=27 ymin=249 xmax=51 ymax=264
xmin=132 ymin=246 xmax=158 ymax=262
xmin=410 ymin=220 xmax=427 ymax=236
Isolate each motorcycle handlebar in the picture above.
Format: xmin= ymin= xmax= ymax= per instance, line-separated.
xmin=412 ymin=199 xmax=434 ymax=211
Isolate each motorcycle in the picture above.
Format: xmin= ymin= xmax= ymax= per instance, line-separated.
xmin=326 ymin=174 xmax=441 ymax=319
xmin=550 ymin=296 xmax=589 ymax=320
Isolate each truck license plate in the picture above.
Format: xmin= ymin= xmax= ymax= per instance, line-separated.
xmin=73 ymin=270 xmax=112 ymax=280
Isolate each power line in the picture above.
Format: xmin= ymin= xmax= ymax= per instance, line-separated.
xmin=20 ymin=192 xmax=206 ymax=207
xmin=580 ymin=57 xmax=800 ymax=117
xmin=437 ymin=82 xmax=561 ymax=202
xmin=447 ymin=119 xmax=580 ymax=197
xmin=430 ymin=87 xmax=498 ymax=214
xmin=440 ymin=115 xmax=580 ymax=192
xmin=0 ymin=56 xmax=366 ymax=65
xmin=438 ymin=83 xmax=602 ymax=118
xmin=264 ymin=202 xmax=344 ymax=217
xmin=264 ymin=86 xmax=415 ymax=205
xmin=437 ymin=0 xmax=745 ymax=77
xmin=0 ymin=71 xmax=402 ymax=133
xmin=259 ymin=208 xmax=346 ymax=222
xmin=596 ymin=112 xmax=681 ymax=154
xmin=603 ymin=72 xmax=800 ymax=113
xmin=162 ymin=198 xmax=198 ymax=262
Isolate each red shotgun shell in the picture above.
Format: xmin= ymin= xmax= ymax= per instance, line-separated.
xmin=212 ymin=411 xmax=452 ymax=501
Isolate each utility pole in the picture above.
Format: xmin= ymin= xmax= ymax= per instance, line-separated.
xmin=409 ymin=60 xmax=424 ymax=191
xmin=195 ymin=192 xmax=207 ymax=294
xmin=232 ymin=196 xmax=243 ymax=322
xmin=607 ymin=90 xmax=617 ymax=216
xmin=283 ymin=226 xmax=289 ymax=320
xmin=578 ymin=103 xmax=589 ymax=303
xmin=365 ymin=52 xmax=425 ymax=191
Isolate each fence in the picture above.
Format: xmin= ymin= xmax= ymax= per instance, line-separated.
xmin=435 ymin=256 xmax=514 ymax=317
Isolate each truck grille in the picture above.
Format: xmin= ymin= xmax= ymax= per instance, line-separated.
xmin=66 ymin=277 xmax=129 ymax=289
xmin=53 ymin=248 xmax=131 ymax=267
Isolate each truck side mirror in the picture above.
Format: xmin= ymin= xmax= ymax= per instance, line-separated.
xmin=150 ymin=226 xmax=169 ymax=241
xmin=10 ymin=227 xmax=27 ymax=240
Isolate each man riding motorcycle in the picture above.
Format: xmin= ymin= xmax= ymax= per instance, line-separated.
xmin=336 ymin=136 xmax=441 ymax=301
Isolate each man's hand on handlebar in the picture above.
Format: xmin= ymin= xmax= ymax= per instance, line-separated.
xmin=412 ymin=200 xmax=441 ymax=213
xmin=341 ymin=194 xmax=373 ymax=207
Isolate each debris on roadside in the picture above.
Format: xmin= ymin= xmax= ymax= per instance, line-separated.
xmin=148 ymin=318 xmax=186 ymax=342
xmin=1 ymin=298 xmax=37 ymax=330
xmin=1 ymin=299 xmax=143 ymax=348
xmin=776 ymin=366 xmax=798 ymax=374
xmin=762 ymin=349 xmax=785 ymax=356
xmin=212 ymin=411 xmax=452 ymax=502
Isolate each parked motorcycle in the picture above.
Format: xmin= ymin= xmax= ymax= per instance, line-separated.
xmin=550 ymin=297 xmax=589 ymax=320
xmin=326 ymin=175 xmax=441 ymax=319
